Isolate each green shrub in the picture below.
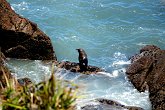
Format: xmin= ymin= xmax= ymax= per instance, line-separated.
xmin=0 ymin=63 xmax=77 ymax=110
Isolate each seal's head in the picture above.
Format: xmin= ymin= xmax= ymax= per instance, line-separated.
xmin=76 ymin=48 xmax=83 ymax=52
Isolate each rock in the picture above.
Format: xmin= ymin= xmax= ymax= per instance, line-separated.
xmin=54 ymin=61 xmax=103 ymax=74
xmin=80 ymin=98 xmax=143 ymax=110
xmin=0 ymin=0 xmax=56 ymax=60
xmin=17 ymin=77 xmax=33 ymax=86
xmin=125 ymin=106 xmax=144 ymax=110
xmin=96 ymin=98 xmax=124 ymax=107
xmin=0 ymin=50 xmax=6 ymax=65
xmin=126 ymin=45 xmax=165 ymax=110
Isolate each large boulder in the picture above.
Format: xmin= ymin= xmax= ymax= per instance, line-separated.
xmin=126 ymin=45 xmax=165 ymax=110
xmin=0 ymin=0 xmax=56 ymax=60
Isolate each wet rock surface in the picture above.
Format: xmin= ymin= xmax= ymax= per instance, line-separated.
xmin=80 ymin=98 xmax=143 ymax=110
xmin=54 ymin=61 xmax=103 ymax=74
xmin=17 ymin=77 xmax=33 ymax=86
xmin=0 ymin=0 xmax=56 ymax=60
xmin=126 ymin=45 xmax=165 ymax=110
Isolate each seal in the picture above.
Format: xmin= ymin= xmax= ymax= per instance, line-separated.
xmin=76 ymin=48 xmax=88 ymax=71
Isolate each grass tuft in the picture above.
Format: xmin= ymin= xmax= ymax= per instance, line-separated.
xmin=0 ymin=63 xmax=77 ymax=110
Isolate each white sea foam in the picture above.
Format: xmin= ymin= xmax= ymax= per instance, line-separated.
xmin=11 ymin=6 xmax=15 ymax=10
xmin=6 ymin=57 xmax=151 ymax=110
xmin=97 ymin=70 xmax=119 ymax=78
xmin=11 ymin=1 xmax=29 ymax=11
xmin=112 ymin=60 xmax=131 ymax=66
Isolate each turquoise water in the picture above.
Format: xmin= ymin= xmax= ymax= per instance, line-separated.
xmin=7 ymin=0 xmax=165 ymax=109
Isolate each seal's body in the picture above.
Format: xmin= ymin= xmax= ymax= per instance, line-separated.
xmin=76 ymin=48 xmax=88 ymax=71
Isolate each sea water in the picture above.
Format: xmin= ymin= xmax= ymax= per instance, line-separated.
xmin=6 ymin=0 xmax=165 ymax=109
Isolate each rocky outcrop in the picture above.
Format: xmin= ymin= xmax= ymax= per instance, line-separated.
xmin=54 ymin=61 xmax=103 ymax=74
xmin=126 ymin=45 xmax=165 ymax=110
xmin=81 ymin=98 xmax=143 ymax=110
xmin=0 ymin=0 xmax=56 ymax=60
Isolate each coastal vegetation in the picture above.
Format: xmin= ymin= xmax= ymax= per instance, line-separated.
xmin=1 ymin=0 xmax=165 ymax=109
xmin=0 ymin=63 xmax=77 ymax=110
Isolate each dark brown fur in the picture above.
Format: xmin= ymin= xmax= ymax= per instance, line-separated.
xmin=76 ymin=48 xmax=88 ymax=71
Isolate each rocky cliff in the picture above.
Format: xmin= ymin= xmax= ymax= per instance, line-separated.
xmin=0 ymin=0 xmax=56 ymax=60
xmin=126 ymin=45 xmax=165 ymax=110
